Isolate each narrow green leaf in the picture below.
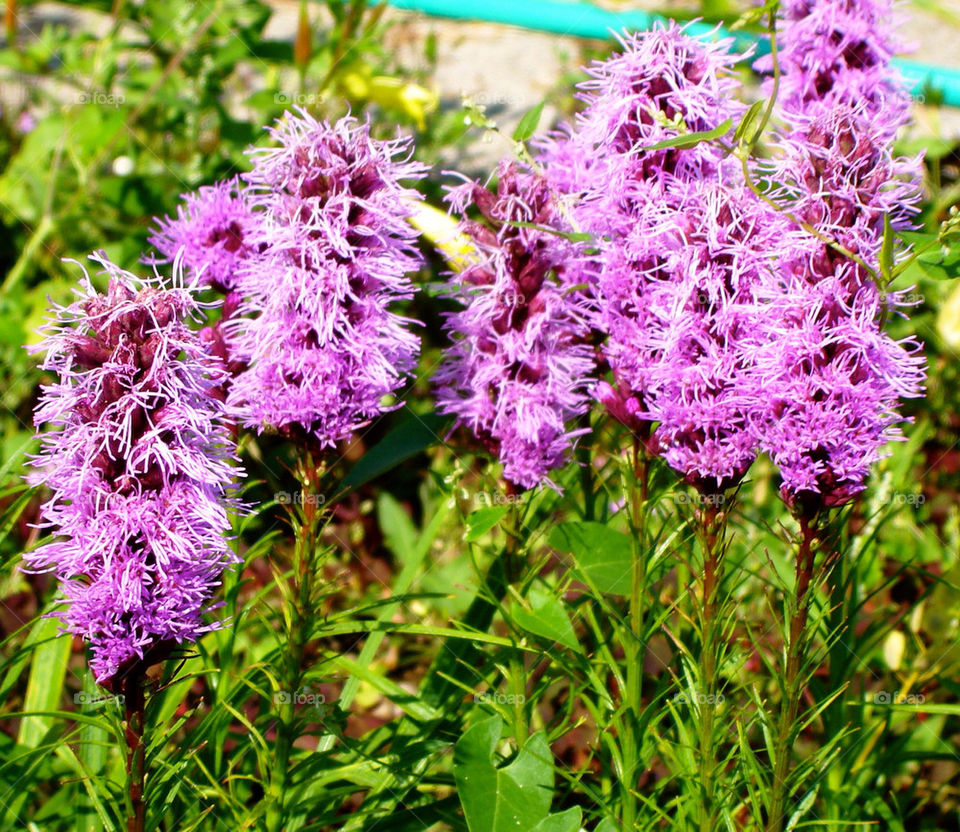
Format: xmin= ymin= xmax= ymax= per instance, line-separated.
xmin=641 ymin=118 xmax=733 ymax=152
xmin=76 ymin=670 xmax=109 ymax=832
xmin=378 ymin=491 xmax=418 ymax=565
xmin=503 ymin=220 xmax=593 ymax=244
xmin=18 ymin=615 xmax=72 ymax=748
xmin=880 ymin=213 xmax=895 ymax=285
xmin=734 ymin=100 xmax=765 ymax=146
xmin=513 ymin=102 xmax=545 ymax=142
xmin=342 ymin=410 xmax=448 ymax=490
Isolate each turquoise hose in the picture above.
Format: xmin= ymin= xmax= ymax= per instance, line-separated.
xmin=385 ymin=0 xmax=960 ymax=109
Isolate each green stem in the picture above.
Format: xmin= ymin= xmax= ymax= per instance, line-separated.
xmin=694 ymin=499 xmax=726 ymax=832
xmin=504 ymin=499 xmax=528 ymax=743
xmin=122 ymin=665 xmax=146 ymax=832
xmin=268 ymin=457 xmax=324 ymax=832
xmin=767 ymin=513 xmax=819 ymax=832
xmin=508 ymin=648 xmax=528 ymax=746
xmin=751 ymin=5 xmax=781 ymax=145
xmin=620 ymin=434 xmax=648 ymax=830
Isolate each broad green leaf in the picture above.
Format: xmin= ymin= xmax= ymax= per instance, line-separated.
xmin=916 ymin=245 xmax=960 ymax=281
xmin=530 ymin=807 xmax=582 ymax=832
xmin=895 ymin=135 xmax=956 ymax=161
xmin=511 ymin=585 xmax=579 ymax=652
xmin=513 ymin=102 xmax=545 ymax=142
xmin=465 ymin=505 xmax=509 ymax=542
xmin=454 ymin=716 xmax=554 ymax=832
xmin=548 ymin=521 xmax=633 ymax=595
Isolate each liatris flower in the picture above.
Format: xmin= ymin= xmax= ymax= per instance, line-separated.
xmin=24 ymin=253 xmax=241 ymax=683
xmin=761 ymin=0 xmax=912 ymax=127
xmin=600 ymin=177 xmax=782 ymax=489
xmin=148 ymin=177 xmax=260 ymax=293
xmin=227 ymin=110 xmax=425 ymax=446
xmin=434 ymin=162 xmax=595 ymax=490
xmin=750 ymin=0 xmax=926 ymax=507
xmin=539 ymin=24 xmax=744 ymax=210
xmin=752 ymin=275 xmax=925 ymax=508
xmin=539 ymin=24 xmax=775 ymax=489
xmin=768 ymin=106 xmax=922 ymax=263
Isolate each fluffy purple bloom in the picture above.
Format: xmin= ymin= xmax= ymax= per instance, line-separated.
xmin=539 ymin=24 xmax=776 ymax=489
xmin=752 ymin=274 xmax=924 ymax=507
xmin=23 ymin=253 xmax=242 ymax=683
xmin=768 ymin=106 xmax=922 ymax=259
xmin=226 ymin=110 xmax=425 ymax=446
xmin=539 ymin=25 xmax=744 ymax=213
xmin=760 ymin=0 xmax=912 ymax=127
xmin=751 ymin=0 xmax=926 ymax=507
xmin=148 ymin=177 xmax=260 ymax=293
xmin=622 ymin=181 xmax=784 ymax=487
xmin=435 ymin=163 xmax=595 ymax=490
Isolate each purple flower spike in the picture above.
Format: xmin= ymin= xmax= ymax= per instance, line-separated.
xmin=539 ymin=23 xmax=772 ymax=490
xmin=539 ymin=23 xmax=745 ymax=209
xmin=751 ymin=0 xmax=927 ymax=508
xmin=148 ymin=177 xmax=260 ymax=293
xmin=435 ymin=163 xmax=596 ymax=491
xmin=24 ymin=253 xmax=242 ymax=684
xmin=227 ymin=110 xmax=425 ymax=446
xmin=753 ymin=273 xmax=925 ymax=508
xmin=762 ymin=0 xmax=912 ymax=128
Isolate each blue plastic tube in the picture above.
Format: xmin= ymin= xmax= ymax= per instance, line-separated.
xmin=385 ymin=0 xmax=960 ymax=109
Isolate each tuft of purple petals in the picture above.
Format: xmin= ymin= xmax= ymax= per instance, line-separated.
xmin=24 ymin=253 xmax=242 ymax=683
xmin=226 ymin=110 xmax=425 ymax=447
xmin=435 ymin=162 xmax=595 ymax=490
xmin=540 ymin=24 xmax=774 ymax=489
xmin=148 ymin=177 xmax=260 ymax=293
xmin=750 ymin=0 xmax=926 ymax=507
